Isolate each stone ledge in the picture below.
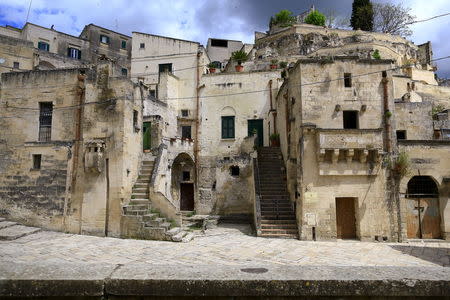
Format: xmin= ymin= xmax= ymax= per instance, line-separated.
xmin=1 ymin=263 xmax=448 ymax=297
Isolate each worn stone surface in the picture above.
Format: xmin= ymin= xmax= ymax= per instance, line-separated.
xmin=0 ymin=225 xmax=41 ymax=240
xmin=0 ymin=224 xmax=449 ymax=297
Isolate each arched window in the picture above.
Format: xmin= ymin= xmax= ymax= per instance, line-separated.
xmin=406 ymin=176 xmax=438 ymax=198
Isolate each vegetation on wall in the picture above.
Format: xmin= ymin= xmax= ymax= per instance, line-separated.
xmin=270 ymin=9 xmax=297 ymax=28
xmin=391 ymin=152 xmax=411 ymax=179
xmin=231 ymin=50 xmax=248 ymax=65
xmin=304 ymin=10 xmax=327 ymax=27
xmin=372 ymin=49 xmax=381 ymax=59
xmin=350 ymin=0 xmax=374 ymax=31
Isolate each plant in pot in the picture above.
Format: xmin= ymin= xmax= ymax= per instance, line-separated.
xmin=269 ymin=133 xmax=280 ymax=147
xmin=270 ymin=59 xmax=278 ymax=69
xmin=207 ymin=61 xmax=220 ymax=73
xmin=231 ymin=50 xmax=248 ymax=72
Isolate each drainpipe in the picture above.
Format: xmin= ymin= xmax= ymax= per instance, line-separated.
xmin=74 ymin=72 xmax=86 ymax=234
xmin=194 ymin=51 xmax=202 ymax=188
xmin=269 ymin=80 xmax=277 ymax=134
xmin=382 ymin=72 xmax=391 ymax=153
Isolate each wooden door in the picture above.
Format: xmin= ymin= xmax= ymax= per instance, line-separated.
xmin=180 ymin=183 xmax=194 ymax=211
xmin=406 ymin=199 xmax=420 ymax=239
xmin=336 ymin=198 xmax=357 ymax=239
xmin=421 ymin=198 xmax=441 ymax=239
xmin=143 ymin=122 xmax=151 ymax=151
xmin=248 ymin=119 xmax=264 ymax=147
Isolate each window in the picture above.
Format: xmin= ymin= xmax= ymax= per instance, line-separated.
xmin=344 ymin=73 xmax=352 ymax=88
xmin=181 ymin=109 xmax=189 ymax=117
xmin=182 ymin=126 xmax=192 ymax=139
xmin=121 ymin=68 xmax=128 ymax=76
xmin=343 ymin=111 xmax=358 ymax=129
xmin=39 ymin=102 xmax=53 ymax=141
xmin=230 ymin=166 xmax=240 ymax=176
xmin=140 ymin=43 xmax=145 ymax=49
xmin=211 ymin=39 xmax=228 ymax=47
xmin=159 ymin=63 xmax=172 ymax=74
xmin=221 ymin=116 xmax=235 ymax=139
xmin=182 ymin=171 xmax=190 ymax=181
xmin=67 ymin=47 xmax=81 ymax=59
xmin=149 ymin=90 xmax=156 ymax=98
xmin=38 ymin=41 xmax=49 ymax=51
xmin=32 ymin=154 xmax=42 ymax=170
xmin=13 ymin=62 xmax=19 ymax=69
xmin=121 ymin=40 xmax=127 ymax=49
xmin=133 ymin=110 xmax=139 ymax=132
xmin=396 ymin=130 xmax=406 ymax=140
xmin=100 ymin=35 xmax=110 ymax=44
xmin=407 ymin=176 xmax=438 ymax=198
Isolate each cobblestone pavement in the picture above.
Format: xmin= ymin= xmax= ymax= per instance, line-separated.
xmin=0 ymin=223 xmax=449 ymax=268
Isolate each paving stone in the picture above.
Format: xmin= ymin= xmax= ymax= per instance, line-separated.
xmin=0 ymin=221 xmax=17 ymax=229
xmin=0 ymin=225 xmax=41 ymax=241
xmin=181 ymin=232 xmax=195 ymax=243
xmin=171 ymin=231 xmax=187 ymax=242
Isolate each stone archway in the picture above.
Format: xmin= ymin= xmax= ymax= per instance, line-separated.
xmin=171 ymin=153 xmax=195 ymax=211
xmin=405 ymin=176 xmax=441 ymax=239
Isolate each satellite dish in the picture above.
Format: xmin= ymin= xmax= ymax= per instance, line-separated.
xmin=0 ymin=58 xmax=5 ymax=64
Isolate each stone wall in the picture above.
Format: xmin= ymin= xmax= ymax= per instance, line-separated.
xmin=0 ymin=34 xmax=34 ymax=74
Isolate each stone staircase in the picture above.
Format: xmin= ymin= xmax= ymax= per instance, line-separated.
xmin=121 ymin=159 xmax=193 ymax=242
xmin=256 ymin=147 xmax=298 ymax=239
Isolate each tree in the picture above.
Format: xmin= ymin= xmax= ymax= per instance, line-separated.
xmin=350 ymin=0 xmax=374 ymax=31
xmin=373 ymin=3 xmax=415 ymax=37
xmin=271 ymin=9 xmax=297 ymax=28
xmin=304 ymin=10 xmax=326 ymax=27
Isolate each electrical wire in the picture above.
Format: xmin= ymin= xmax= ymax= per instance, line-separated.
xmin=1 ymin=55 xmax=449 ymax=113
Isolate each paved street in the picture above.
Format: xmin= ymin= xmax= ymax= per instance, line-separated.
xmin=0 ymin=223 xmax=449 ymax=298
xmin=0 ymin=223 xmax=449 ymax=267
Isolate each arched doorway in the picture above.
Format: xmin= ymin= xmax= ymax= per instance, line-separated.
xmin=405 ymin=176 xmax=441 ymax=239
xmin=171 ymin=153 xmax=195 ymax=211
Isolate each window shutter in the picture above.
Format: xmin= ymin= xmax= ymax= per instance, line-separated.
xmin=67 ymin=48 xmax=71 ymax=57
xmin=221 ymin=117 xmax=226 ymax=139
xmin=77 ymin=50 xmax=81 ymax=59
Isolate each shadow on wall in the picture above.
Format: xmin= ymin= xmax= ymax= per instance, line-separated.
xmin=389 ymin=245 xmax=449 ymax=267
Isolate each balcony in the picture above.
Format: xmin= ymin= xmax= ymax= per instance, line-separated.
xmin=316 ymin=129 xmax=383 ymax=175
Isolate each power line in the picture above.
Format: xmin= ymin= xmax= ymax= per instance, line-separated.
xmin=2 ymin=55 xmax=448 ymax=112
xmin=408 ymin=12 xmax=450 ymax=25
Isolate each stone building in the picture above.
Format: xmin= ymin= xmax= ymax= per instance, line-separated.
xmin=0 ymin=18 xmax=448 ymax=242
xmin=0 ymin=22 xmax=130 ymax=76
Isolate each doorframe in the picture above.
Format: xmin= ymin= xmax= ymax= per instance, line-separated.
xmin=335 ymin=197 xmax=359 ymax=240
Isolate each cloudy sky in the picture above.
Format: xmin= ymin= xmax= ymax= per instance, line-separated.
xmin=0 ymin=0 xmax=449 ymax=77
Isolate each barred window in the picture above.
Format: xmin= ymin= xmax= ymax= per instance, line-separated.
xmin=39 ymin=102 xmax=53 ymax=141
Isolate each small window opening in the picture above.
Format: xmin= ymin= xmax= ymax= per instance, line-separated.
xmin=181 ymin=109 xmax=189 ymax=117
xmin=181 ymin=126 xmax=192 ymax=139
xmin=67 ymin=47 xmax=81 ymax=59
xmin=38 ymin=41 xmax=50 ymax=51
xmin=211 ymin=39 xmax=228 ymax=47
xmin=149 ymin=90 xmax=156 ymax=98
xmin=121 ymin=68 xmax=128 ymax=76
xmin=343 ymin=111 xmax=359 ymax=129
xmin=344 ymin=73 xmax=352 ymax=87
xmin=121 ymin=40 xmax=127 ymax=49
xmin=159 ymin=63 xmax=172 ymax=74
xmin=182 ymin=171 xmax=190 ymax=181
xmin=230 ymin=166 xmax=240 ymax=176
xmin=39 ymin=102 xmax=53 ymax=141
xmin=140 ymin=43 xmax=145 ymax=49
xmin=32 ymin=154 xmax=41 ymax=170
xmin=13 ymin=62 xmax=19 ymax=69
xmin=382 ymin=71 xmax=387 ymax=78
xmin=221 ymin=116 xmax=235 ymax=139
xmin=396 ymin=130 xmax=406 ymax=140
xmin=100 ymin=35 xmax=110 ymax=44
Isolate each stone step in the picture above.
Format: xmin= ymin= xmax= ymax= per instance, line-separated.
xmin=166 ymin=227 xmax=182 ymax=237
xmin=132 ymin=187 xmax=148 ymax=192
xmin=261 ymin=219 xmax=296 ymax=224
xmin=142 ymin=213 xmax=159 ymax=222
xmin=261 ymin=228 xmax=298 ymax=234
xmin=131 ymin=193 xmax=149 ymax=198
xmin=261 ymin=223 xmax=297 ymax=229
xmin=172 ymin=231 xmax=187 ymax=242
xmin=129 ymin=199 xmax=150 ymax=205
xmin=0 ymin=225 xmax=41 ymax=241
xmin=160 ymin=222 xmax=171 ymax=230
xmin=142 ymin=161 xmax=154 ymax=165
xmin=0 ymin=217 xmax=5 ymax=222
xmin=182 ymin=232 xmax=195 ymax=243
xmin=139 ymin=171 xmax=152 ymax=176
xmin=260 ymin=215 xmax=296 ymax=220
xmin=126 ymin=204 xmax=149 ymax=210
xmin=0 ymin=221 xmax=18 ymax=229
xmin=259 ymin=233 xmax=298 ymax=239
xmin=146 ymin=217 xmax=166 ymax=227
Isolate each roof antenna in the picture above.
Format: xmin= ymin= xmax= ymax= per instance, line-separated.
xmin=25 ymin=0 xmax=33 ymax=23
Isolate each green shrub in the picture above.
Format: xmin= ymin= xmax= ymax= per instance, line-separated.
xmin=231 ymin=50 xmax=248 ymax=65
xmin=271 ymin=10 xmax=296 ymax=27
xmin=372 ymin=49 xmax=381 ymax=59
xmin=304 ymin=10 xmax=326 ymax=26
